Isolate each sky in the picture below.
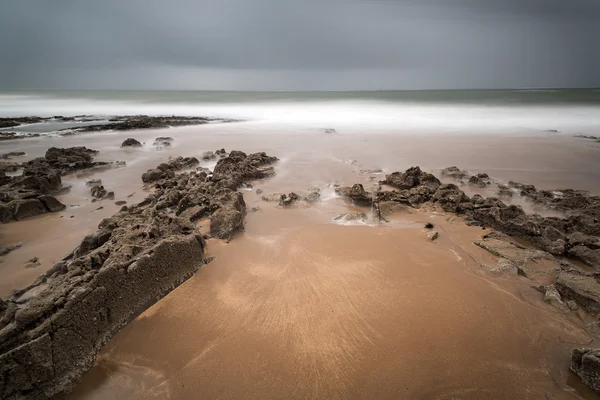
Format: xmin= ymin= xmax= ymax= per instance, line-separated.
xmin=0 ymin=0 xmax=599 ymax=90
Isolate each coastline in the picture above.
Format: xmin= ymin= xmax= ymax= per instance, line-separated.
xmin=1 ymin=116 xmax=600 ymax=398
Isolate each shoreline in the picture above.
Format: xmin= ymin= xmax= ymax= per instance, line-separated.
xmin=1 ymin=118 xmax=600 ymax=398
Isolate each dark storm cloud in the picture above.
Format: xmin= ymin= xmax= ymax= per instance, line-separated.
xmin=0 ymin=0 xmax=599 ymax=89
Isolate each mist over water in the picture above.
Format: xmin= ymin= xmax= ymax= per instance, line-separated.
xmin=1 ymin=89 xmax=600 ymax=134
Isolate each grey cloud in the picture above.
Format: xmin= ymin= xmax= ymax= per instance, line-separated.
xmin=0 ymin=0 xmax=599 ymax=89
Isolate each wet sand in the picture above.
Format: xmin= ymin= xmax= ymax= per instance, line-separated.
xmin=2 ymin=123 xmax=600 ymax=398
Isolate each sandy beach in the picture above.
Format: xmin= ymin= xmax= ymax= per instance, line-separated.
xmin=1 ymin=116 xmax=600 ymax=399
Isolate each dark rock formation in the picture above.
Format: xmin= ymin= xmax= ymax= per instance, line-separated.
xmin=440 ymin=166 xmax=469 ymax=179
xmin=468 ymin=173 xmax=491 ymax=188
xmin=279 ymin=193 xmax=300 ymax=206
xmin=571 ymin=349 xmax=600 ymax=394
xmin=141 ymin=156 xmax=200 ymax=183
xmin=335 ymin=184 xmax=372 ymax=206
xmin=382 ymin=166 xmax=441 ymax=191
xmin=121 ymin=138 xmax=142 ymax=147
xmin=0 ymin=147 xmax=118 ymax=223
xmin=212 ymin=151 xmax=278 ymax=190
xmin=153 ymin=137 xmax=173 ymax=148
xmin=0 ymin=148 xmax=278 ymax=399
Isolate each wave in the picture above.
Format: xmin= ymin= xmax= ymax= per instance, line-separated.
xmin=1 ymin=91 xmax=600 ymax=134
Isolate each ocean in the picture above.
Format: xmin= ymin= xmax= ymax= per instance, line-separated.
xmin=1 ymin=89 xmax=600 ymax=134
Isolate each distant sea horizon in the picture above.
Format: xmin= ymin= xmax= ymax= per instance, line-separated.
xmin=1 ymin=88 xmax=599 ymax=134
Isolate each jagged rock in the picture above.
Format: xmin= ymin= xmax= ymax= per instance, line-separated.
xmin=201 ymin=151 xmax=216 ymax=161
xmin=38 ymin=195 xmax=66 ymax=212
xmin=441 ymin=166 xmax=469 ymax=179
xmin=153 ymin=137 xmax=173 ymax=148
xmin=121 ymin=138 xmax=142 ymax=147
xmin=212 ymin=151 xmax=278 ymax=190
xmin=555 ymin=273 xmax=600 ymax=315
xmin=469 ymin=173 xmax=491 ymax=188
xmin=335 ymin=184 xmax=372 ymax=206
xmin=141 ymin=156 xmax=200 ymax=183
xmin=383 ymin=166 xmax=441 ymax=191
xmin=542 ymin=284 xmax=570 ymax=312
xmin=571 ymin=348 xmax=600 ymax=394
xmin=279 ymin=193 xmax=300 ymax=206
xmin=497 ymin=184 xmax=514 ymax=198
xmin=13 ymin=199 xmax=47 ymax=220
xmin=90 ymin=185 xmax=108 ymax=199
xmin=210 ymin=190 xmax=246 ymax=240
xmin=431 ymin=184 xmax=471 ymax=213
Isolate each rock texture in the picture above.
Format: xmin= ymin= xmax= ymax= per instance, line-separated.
xmin=121 ymin=138 xmax=142 ymax=147
xmin=0 ymin=149 xmax=278 ymax=399
xmin=0 ymin=147 xmax=122 ymax=223
xmin=571 ymin=349 xmax=600 ymax=394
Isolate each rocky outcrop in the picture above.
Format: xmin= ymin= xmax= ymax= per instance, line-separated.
xmin=468 ymin=173 xmax=491 ymax=188
xmin=0 ymin=148 xmax=278 ymax=399
xmin=335 ymin=184 xmax=372 ymax=206
xmin=571 ymin=349 xmax=600 ymax=394
xmin=121 ymin=138 xmax=142 ymax=147
xmin=440 ymin=166 xmax=469 ymax=180
xmin=212 ymin=151 xmax=278 ymax=190
xmin=141 ymin=156 xmax=200 ymax=183
xmin=0 ymin=147 xmax=121 ymax=223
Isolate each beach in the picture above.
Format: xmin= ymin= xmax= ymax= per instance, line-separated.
xmin=1 ymin=90 xmax=600 ymax=399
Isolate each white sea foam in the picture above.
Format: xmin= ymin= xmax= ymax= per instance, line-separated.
xmin=1 ymin=91 xmax=599 ymax=135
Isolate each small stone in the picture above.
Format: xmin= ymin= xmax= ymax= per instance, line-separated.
xmin=428 ymin=231 xmax=439 ymax=241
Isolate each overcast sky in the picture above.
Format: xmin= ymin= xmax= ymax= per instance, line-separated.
xmin=0 ymin=0 xmax=599 ymax=90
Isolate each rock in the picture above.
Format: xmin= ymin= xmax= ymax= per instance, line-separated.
xmin=279 ymin=193 xmax=300 ymax=206
xmin=256 ymin=189 xmax=263 ymax=195
xmin=0 ymin=244 xmax=21 ymax=256
xmin=555 ymin=273 xmax=600 ymax=315
xmin=440 ymin=166 xmax=469 ymax=179
xmin=215 ymin=148 xmax=228 ymax=158
xmin=90 ymin=185 xmax=108 ymax=199
xmin=571 ymin=348 xmax=600 ymax=394
xmin=304 ymin=190 xmax=321 ymax=203
xmin=335 ymin=184 xmax=372 ymax=206
xmin=324 ymin=128 xmax=337 ymax=134
xmin=115 ymin=201 xmax=127 ymax=206
xmin=428 ymin=231 xmax=439 ymax=241
xmin=469 ymin=173 xmax=491 ymax=188
xmin=13 ymin=199 xmax=47 ymax=220
xmin=38 ymin=195 xmax=66 ymax=212
xmin=542 ymin=284 xmax=570 ymax=312
xmin=210 ymin=190 xmax=246 ymax=240
xmin=153 ymin=137 xmax=173 ymax=148
xmin=497 ymin=184 xmax=514 ymax=198
xmin=383 ymin=167 xmax=441 ymax=191
xmin=334 ymin=212 xmax=367 ymax=223
xmin=85 ymin=179 xmax=102 ymax=187
xmin=262 ymin=193 xmax=285 ymax=202
xmin=212 ymin=151 xmax=278 ymax=190
xmin=121 ymin=138 xmax=142 ymax=147
xmin=425 ymin=223 xmax=434 ymax=229
xmin=431 ymin=184 xmax=471 ymax=213
xmin=24 ymin=256 xmax=41 ymax=268
xmin=201 ymin=151 xmax=216 ymax=161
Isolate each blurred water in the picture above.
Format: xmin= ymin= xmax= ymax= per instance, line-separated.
xmin=1 ymin=89 xmax=599 ymax=134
